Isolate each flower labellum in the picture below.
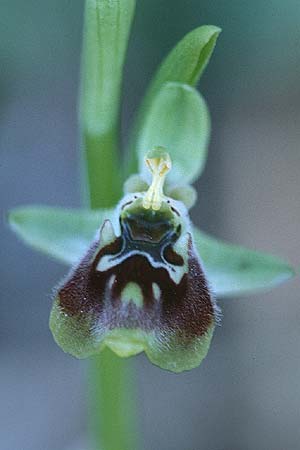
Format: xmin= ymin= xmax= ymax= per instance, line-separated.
xmin=50 ymin=148 xmax=218 ymax=372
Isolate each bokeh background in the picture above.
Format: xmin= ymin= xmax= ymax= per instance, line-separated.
xmin=1 ymin=1 xmax=300 ymax=449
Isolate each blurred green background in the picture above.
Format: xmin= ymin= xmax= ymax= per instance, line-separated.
xmin=1 ymin=1 xmax=300 ymax=449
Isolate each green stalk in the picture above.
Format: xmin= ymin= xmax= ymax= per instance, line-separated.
xmin=80 ymin=0 xmax=136 ymax=207
xmin=89 ymin=350 xmax=138 ymax=450
xmin=79 ymin=1 xmax=138 ymax=449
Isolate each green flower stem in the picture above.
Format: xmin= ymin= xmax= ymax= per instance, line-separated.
xmin=80 ymin=0 xmax=136 ymax=208
xmin=83 ymin=73 xmax=139 ymax=450
xmin=89 ymin=350 xmax=138 ymax=450
xmin=79 ymin=1 xmax=138 ymax=449
xmin=82 ymin=130 xmax=121 ymax=208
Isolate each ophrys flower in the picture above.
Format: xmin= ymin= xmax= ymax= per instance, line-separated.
xmin=50 ymin=148 xmax=218 ymax=372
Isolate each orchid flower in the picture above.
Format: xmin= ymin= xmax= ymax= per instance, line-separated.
xmin=8 ymin=0 xmax=295 ymax=374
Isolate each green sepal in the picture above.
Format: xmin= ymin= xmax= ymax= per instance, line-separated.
xmin=193 ymin=227 xmax=295 ymax=297
xmin=127 ymin=25 xmax=221 ymax=174
xmin=8 ymin=206 xmax=113 ymax=265
xmin=137 ymin=82 xmax=210 ymax=185
xmin=144 ymin=25 xmax=221 ymax=103
xmin=8 ymin=206 xmax=295 ymax=297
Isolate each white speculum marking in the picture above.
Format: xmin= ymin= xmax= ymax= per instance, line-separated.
xmin=121 ymin=282 xmax=144 ymax=308
xmin=108 ymin=274 xmax=116 ymax=290
xmin=152 ymin=283 xmax=161 ymax=301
